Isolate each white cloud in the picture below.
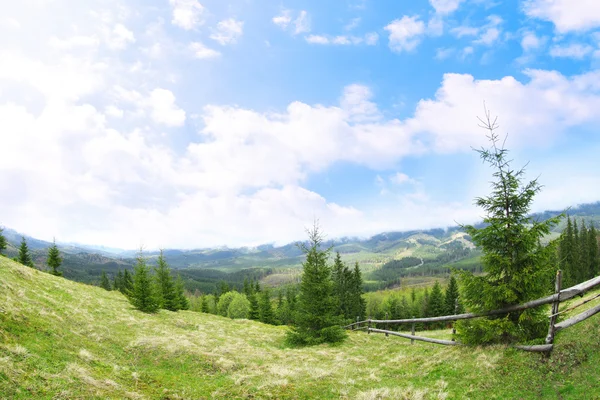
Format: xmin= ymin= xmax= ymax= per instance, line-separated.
xmin=549 ymin=43 xmax=594 ymax=59
xmin=521 ymin=31 xmax=543 ymax=51
xmin=189 ymin=41 xmax=221 ymax=59
xmin=435 ymin=47 xmax=455 ymax=60
xmin=294 ymin=10 xmax=311 ymax=34
xmin=523 ymin=0 xmax=600 ymax=33
xmin=170 ymin=0 xmax=204 ymax=30
xmin=451 ymin=26 xmax=479 ymax=38
xmin=390 ymin=172 xmax=416 ymax=185
xmin=272 ymin=10 xmax=292 ymax=29
xmin=340 ymin=84 xmax=381 ymax=122
xmin=210 ymin=18 xmax=244 ymax=46
xmin=451 ymin=15 xmax=502 ymax=46
xmin=344 ymin=17 xmax=361 ymax=31
xmin=305 ymin=33 xmax=378 ymax=46
xmin=106 ymin=23 xmax=135 ymax=50
xmin=148 ymin=89 xmax=186 ymax=127
xmin=385 ymin=16 xmax=426 ymax=52
xmin=430 ymin=0 xmax=465 ymax=15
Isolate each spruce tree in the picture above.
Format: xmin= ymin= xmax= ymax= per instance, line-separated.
xmin=47 ymin=239 xmax=63 ymax=276
xmin=201 ymin=295 xmax=210 ymax=313
xmin=0 ymin=227 xmax=7 ymax=256
xmin=114 ymin=270 xmax=124 ymax=292
xmin=154 ymin=250 xmax=178 ymax=311
xmin=285 ymin=223 xmax=346 ymax=346
xmin=560 ymin=216 xmax=576 ymax=286
xmin=174 ymin=274 xmax=189 ymax=310
xmin=248 ymin=293 xmax=260 ymax=320
xmin=589 ymin=224 xmax=599 ymax=278
xmin=444 ymin=276 xmax=462 ymax=315
xmin=122 ymin=269 xmax=134 ymax=294
xmin=18 ymin=237 xmax=34 ymax=267
xmin=456 ymin=112 xmax=561 ymax=345
xmin=428 ymin=282 xmax=445 ymax=329
xmin=100 ymin=271 xmax=112 ymax=291
xmin=348 ymin=262 xmax=366 ymax=320
xmin=259 ymin=288 xmax=275 ymax=325
xmin=332 ymin=252 xmax=346 ymax=317
xmin=128 ymin=251 xmax=160 ymax=313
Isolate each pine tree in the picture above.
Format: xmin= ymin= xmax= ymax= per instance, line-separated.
xmin=331 ymin=252 xmax=346 ymax=316
xmin=154 ymin=250 xmax=178 ymax=311
xmin=114 ymin=270 xmax=124 ymax=292
xmin=285 ymin=223 xmax=346 ymax=346
xmin=428 ymin=282 xmax=445 ymax=329
xmin=18 ymin=237 xmax=34 ymax=267
xmin=579 ymin=220 xmax=590 ymax=282
xmin=348 ymin=262 xmax=366 ymax=320
xmin=589 ymin=224 xmax=599 ymax=278
xmin=259 ymin=288 xmax=275 ymax=324
xmin=122 ymin=269 xmax=134 ymax=294
xmin=100 ymin=271 xmax=112 ymax=291
xmin=444 ymin=276 xmax=462 ymax=315
xmin=0 ymin=227 xmax=7 ymax=256
xmin=174 ymin=274 xmax=189 ymax=310
xmin=243 ymin=277 xmax=252 ymax=296
xmin=573 ymin=219 xmax=582 ymax=283
xmin=128 ymin=251 xmax=160 ymax=313
xmin=456 ymin=112 xmax=562 ymax=345
xmin=248 ymin=293 xmax=260 ymax=320
xmin=560 ymin=216 xmax=576 ymax=286
xmin=47 ymin=239 xmax=63 ymax=276
xmin=201 ymin=295 xmax=210 ymax=313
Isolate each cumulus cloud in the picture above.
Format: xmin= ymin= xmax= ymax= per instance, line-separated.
xmin=549 ymin=43 xmax=594 ymax=59
xmin=189 ymin=41 xmax=221 ymax=59
xmin=523 ymin=0 xmax=600 ymax=33
xmin=273 ymin=9 xmax=310 ymax=35
xmin=429 ymin=0 xmax=465 ymax=15
xmin=385 ymin=16 xmax=426 ymax=52
xmin=305 ymin=32 xmax=378 ymax=46
xmin=521 ymin=31 xmax=544 ymax=51
xmin=170 ymin=0 xmax=204 ymax=30
xmin=210 ymin=18 xmax=244 ymax=46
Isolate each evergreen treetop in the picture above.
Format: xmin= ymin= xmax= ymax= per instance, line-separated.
xmin=47 ymin=239 xmax=63 ymax=276
xmin=154 ymin=250 xmax=178 ymax=311
xmin=18 ymin=237 xmax=34 ymax=268
xmin=128 ymin=250 xmax=160 ymax=313
xmin=100 ymin=271 xmax=112 ymax=291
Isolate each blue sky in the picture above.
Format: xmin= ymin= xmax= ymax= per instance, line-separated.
xmin=1 ymin=0 xmax=600 ymax=249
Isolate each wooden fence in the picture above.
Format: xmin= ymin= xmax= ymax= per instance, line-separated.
xmin=344 ymin=271 xmax=600 ymax=353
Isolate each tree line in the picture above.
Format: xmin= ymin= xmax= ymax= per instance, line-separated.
xmin=558 ymin=216 xmax=599 ymax=287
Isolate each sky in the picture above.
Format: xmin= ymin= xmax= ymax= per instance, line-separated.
xmin=1 ymin=0 xmax=600 ymax=249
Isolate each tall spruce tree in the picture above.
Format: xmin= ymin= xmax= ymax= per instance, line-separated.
xmin=113 ymin=270 xmax=124 ymax=292
xmin=174 ymin=274 xmax=189 ymax=310
xmin=259 ymin=288 xmax=275 ymax=325
xmin=428 ymin=282 xmax=445 ymax=329
xmin=100 ymin=271 xmax=112 ymax=291
xmin=248 ymin=293 xmax=260 ymax=320
xmin=456 ymin=111 xmax=562 ymax=345
xmin=154 ymin=250 xmax=178 ymax=311
xmin=0 ymin=228 xmax=7 ymax=256
xmin=129 ymin=250 xmax=160 ymax=313
xmin=285 ymin=223 xmax=346 ymax=346
xmin=47 ymin=239 xmax=63 ymax=276
xmin=589 ymin=224 xmax=599 ymax=278
xmin=122 ymin=269 xmax=134 ymax=294
xmin=444 ymin=276 xmax=462 ymax=315
xmin=349 ymin=262 xmax=366 ymax=320
xmin=18 ymin=237 xmax=34 ymax=267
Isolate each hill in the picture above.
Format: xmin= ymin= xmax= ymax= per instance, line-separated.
xmin=2 ymin=257 xmax=600 ymax=399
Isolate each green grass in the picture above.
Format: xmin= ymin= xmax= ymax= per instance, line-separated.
xmin=2 ymin=257 xmax=600 ymax=399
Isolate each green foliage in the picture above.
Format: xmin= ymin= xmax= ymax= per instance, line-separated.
xmin=18 ymin=237 xmax=34 ymax=267
xmin=121 ymin=269 xmax=134 ymax=295
xmin=559 ymin=217 xmax=600 ymax=287
xmin=444 ymin=275 xmax=462 ymax=315
xmin=174 ymin=274 xmax=189 ymax=310
xmin=227 ymin=292 xmax=250 ymax=319
xmin=258 ymin=288 xmax=275 ymax=324
xmin=0 ymin=227 xmax=7 ymax=255
xmin=457 ymin=112 xmax=561 ymax=345
xmin=47 ymin=239 xmax=63 ymax=276
xmin=217 ymin=291 xmax=238 ymax=316
xmin=285 ymin=223 xmax=347 ymax=346
xmin=248 ymin=293 xmax=260 ymax=320
xmin=100 ymin=271 xmax=112 ymax=291
xmin=128 ymin=251 xmax=160 ymax=313
xmin=154 ymin=250 xmax=178 ymax=311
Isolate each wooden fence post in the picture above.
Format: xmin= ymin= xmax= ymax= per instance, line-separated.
xmin=367 ymin=317 xmax=371 ymax=334
xmin=411 ymin=316 xmax=415 ymax=345
xmin=354 ymin=316 xmax=359 ymax=331
xmin=545 ymin=270 xmax=562 ymax=350
xmin=385 ymin=312 xmax=389 ymax=336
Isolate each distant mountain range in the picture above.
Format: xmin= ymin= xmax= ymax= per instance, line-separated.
xmin=2 ymin=201 xmax=599 ymax=292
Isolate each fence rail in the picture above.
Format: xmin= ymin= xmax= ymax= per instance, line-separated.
xmin=345 ymin=271 xmax=600 ymax=354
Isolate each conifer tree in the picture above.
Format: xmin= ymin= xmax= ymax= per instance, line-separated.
xmin=285 ymin=223 xmax=346 ymax=346
xmin=174 ymin=274 xmax=189 ymax=310
xmin=428 ymin=282 xmax=445 ymax=329
xmin=100 ymin=271 xmax=112 ymax=290
xmin=350 ymin=262 xmax=366 ymax=320
xmin=128 ymin=251 xmax=160 ymax=313
xmin=122 ymin=269 xmax=134 ymax=294
xmin=589 ymin=224 xmax=599 ymax=278
xmin=444 ymin=276 xmax=462 ymax=315
xmin=560 ymin=216 xmax=576 ymax=286
xmin=18 ymin=237 xmax=34 ymax=267
xmin=248 ymin=293 xmax=260 ymax=320
xmin=254 ymin=280 xmax=261 ymax=293
xmin=113 ymin=270 xmax=124 ymax=292
xmin=47 ymin=239 xmax=63 ymax=276
xmin=332 ymin=252 xmax=346 ymax=316
xmin=201 ymin=295 xmax=210 ymax=313
xmin=0 ymin=227 xmax=7 ymax=256
xmin=457 ymin=111 xmax=561 ymax=345
xmin=154 ymin=250 xmax=178 ymax=311
xmin=243 ymin=277 xmax=252 ymax=296
xmin=259 ymin=288 xmax=275 ymax=325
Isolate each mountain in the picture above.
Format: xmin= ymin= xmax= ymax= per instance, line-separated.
xmin=3 ymin=201 xmax=599 ymax=292
xmin=2 ymin=255 xmax=600 ymax=398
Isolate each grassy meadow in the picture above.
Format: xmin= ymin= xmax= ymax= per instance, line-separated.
xmin=2 ymin=256 xmax=600 ymax=399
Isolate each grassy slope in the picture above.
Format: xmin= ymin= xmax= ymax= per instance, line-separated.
xmin=2 ymin=257 xmax=600 ymax=399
